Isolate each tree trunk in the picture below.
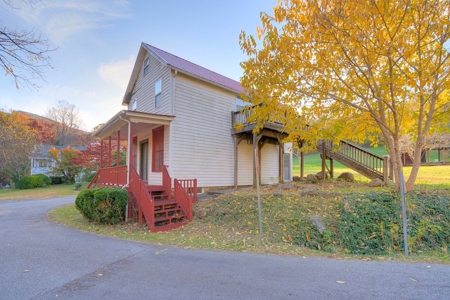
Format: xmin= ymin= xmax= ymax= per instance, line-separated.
xmin=406 ymin=137 xmax=425 ymax=192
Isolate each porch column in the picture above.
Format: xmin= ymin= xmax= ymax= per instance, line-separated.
xmin=233 ymin=135 xmax=245 ymax=189
xmin=279 ymin=144 xmax=284 ymax=183
xmin=100 ymin=140 xmax=104 ymax=168
xmin=117 ymin=130 xmax=121 ymax=167
xmin=108 ymin=136 xmax=112 ymax=167
xmin=128 ymin=123 xmax=133 ymax=174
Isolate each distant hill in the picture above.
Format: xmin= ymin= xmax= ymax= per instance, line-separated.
xmin=15 ymin=110 xmax=55 ymax=123
xmin=13 ymin=110 xmax=93 ymax=146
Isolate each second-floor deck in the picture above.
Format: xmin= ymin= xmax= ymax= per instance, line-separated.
xmin=230 ymin=106 xmax=286 ymax=135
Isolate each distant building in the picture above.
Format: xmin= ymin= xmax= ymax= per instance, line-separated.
xmin=30 ymin=145 xmax=87 ymax=176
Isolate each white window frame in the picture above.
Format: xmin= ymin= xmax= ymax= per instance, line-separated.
xmin=131 ymin=97 xmax=137 ymax=111
xmin=143 ymin=58 xmax=150 ymax=76
xmin=236 ymin=98 xmax=251 ymax=111
xmin=155 ymin=79 xmax=162 ymax=108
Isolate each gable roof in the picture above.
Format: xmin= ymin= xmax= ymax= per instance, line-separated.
xmin=123 ymin=43 xmax=243 ymax=105
xmin=31 ymin=144 xmax=88 ymax=159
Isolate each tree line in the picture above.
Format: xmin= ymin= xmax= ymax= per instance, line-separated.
xmin=0 ymin=101 xmax=97 ymax=187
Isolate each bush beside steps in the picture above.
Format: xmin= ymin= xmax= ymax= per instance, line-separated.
xmin=75 ymin=187 xmax=128 ymax=224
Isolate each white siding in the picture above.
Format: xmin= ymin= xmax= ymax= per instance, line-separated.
xmin=125 ymin=50 xmax=290 ymax=188
xmin=130 ymin=53 xmax=172 ymax=115
xmin=237 ymin=142 xmax=253 ymax=186
xmin=170 ymin=74 xmax=236 ymax=188
xmin=261 ymin=144 xmax=279 ymax=184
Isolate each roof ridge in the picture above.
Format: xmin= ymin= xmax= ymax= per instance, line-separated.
xmin=142 ymin=42 xmax=243 ymax=92
xmin=146 ymin=43 xmax=239 ymax=82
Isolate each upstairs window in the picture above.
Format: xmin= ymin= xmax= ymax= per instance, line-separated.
xmin=236 ymin=98 xmax=251 ymax=111
xmin=155 ymin=79 xmax=162 ymax=108
xmin=143 ymin=58 xmax=150 ymax=76
xmin=130 ymin=98 xmax=137 ymax=111
xmin=33 ymin=159 xmax=52 ymax=168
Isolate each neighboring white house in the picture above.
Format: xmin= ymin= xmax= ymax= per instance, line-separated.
xmin=30 ymin=144 xmax=87 ymax=176
xmin=94 ymin=43 xmax=292 ymax=192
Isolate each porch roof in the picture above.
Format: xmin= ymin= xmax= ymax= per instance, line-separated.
xmin=93 ymin=110 xmax=175 ymax=140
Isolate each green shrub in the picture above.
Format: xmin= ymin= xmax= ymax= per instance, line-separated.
xmin=17 ymin=174 xmax=51 ymax=189
xmin=407 ymin=192 xmax=450 ymax=253
xmin=50 ymin=176 xmax=63 ymax=185
xmin=336 ymin=191 xmax=450 ymax=255
xmin=75 ymin=189 xmax=95 ymax=220
xmin=75 ymin=187 xmax=128 ymax=224
xmin=337 ymin=192 xmax=402 ymax=255
xmin=34 ymin=174 xmax=51 ymax=186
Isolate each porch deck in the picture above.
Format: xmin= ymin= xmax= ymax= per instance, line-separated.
xmin=230 ymin=107 xmax=289 ymax=188
xmin=88 ymin=165 xmax=197 ymax=232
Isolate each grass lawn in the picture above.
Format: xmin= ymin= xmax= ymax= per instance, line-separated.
xmin=0 ymin=184 xmax=80 ymax=201
xmin=49 ymin=179 xmax=450 ymax=263
xmin=293 ymin=147 xmax=450 ymax=185
xmin=46 ymin=146 xmax=449 ymax=263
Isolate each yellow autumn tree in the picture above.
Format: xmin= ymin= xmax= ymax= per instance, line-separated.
xmin=239 ymin=0 xmax=450 ymax=191
xmin=0 ymin=109 xmax=37 ymax=185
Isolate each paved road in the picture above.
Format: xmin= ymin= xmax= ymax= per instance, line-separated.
xmin=1 ymin=197 xmax=450 ymax=300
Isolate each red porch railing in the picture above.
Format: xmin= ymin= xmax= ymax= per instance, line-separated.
xmin=87 ymin=164 xmax=196 ymax=232
xmin=129 ymin=165 xmax=155 ymax=231
xmin=87 ymin=166 xmax=127 ymax=189
xmin=174 ymin=179 xmax=194 ymax=221
xmin=175 ymin=179 xmax=197 ymax=202
xmin=162 ymin=165 xmax=172 ymax=199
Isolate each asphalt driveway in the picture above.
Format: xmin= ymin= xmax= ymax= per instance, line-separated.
xmin=1 ymin=196 xmax=449 ymax=300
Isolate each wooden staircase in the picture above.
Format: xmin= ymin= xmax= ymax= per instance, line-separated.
xmin=147 ymin=186 xmax=189 ymax=231
xmin=318 ymin=140 xmax=392 ymax=181
xmin=129 ymin=165 xmax=197 ymax=232
xmin=88 ymin=165 xmax=197 ymax=232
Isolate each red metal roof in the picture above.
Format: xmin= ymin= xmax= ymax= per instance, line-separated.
xmin=142 ymin=43 xmax=244 ymax=94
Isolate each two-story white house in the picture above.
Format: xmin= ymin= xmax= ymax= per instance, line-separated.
xmin=90 ymin=43 xmax=292 ymax=231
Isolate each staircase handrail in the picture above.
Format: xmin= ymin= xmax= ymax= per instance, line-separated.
xmin=176 ymin=179 xmax=198 ymax=202
xmin=162 ymin=165 xmax=172 ymax=199
xmin=320 ymin=140 xmax=386 ymax=179
xmin=129 ymin=165 xmax=155 ymax=231
xmin=337 ymin=140 xmax=384 ymax=159
xmin=174 ymin=179 xmax=193 ymax=221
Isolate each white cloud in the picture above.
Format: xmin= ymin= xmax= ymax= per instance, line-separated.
xmin=2 ymin=0 xmax=131 ymax=44
xmin=97 ymin=55 xmax=135 ymax=90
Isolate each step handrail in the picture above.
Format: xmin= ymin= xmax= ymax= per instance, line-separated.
xmin=174 ymin=179 xmax=193 ymax=221
xmin=319 ymin=140 xmax=387 ymax=180
xmin=129 ymin=165 xmax=155 ymax=231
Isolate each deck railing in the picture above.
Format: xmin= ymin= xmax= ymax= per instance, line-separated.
xmin=129 ymin=165 xmax=155 ymax=231
xmin=87 ymin=165 xmax=127 ymax=189
xmin=232 ymin=106 xmax=256 ymax=126
xmin=232 ymin=103 xmax=287 ymax=129
xmin=320 ymin=140 xmax=389 ymax=180
xmin=174 ymin=179 xmax=193 ymax=221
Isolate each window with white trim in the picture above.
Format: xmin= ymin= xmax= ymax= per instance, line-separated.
xmin=236 ymin=98 xmax=251 ymax=111
xmin=143 ymin=58 xmax=150 ymax=76
xmin=33 ymin=159 xmax=52 ymax=168
xmin=155 ymin=79 xmax=162 ymax=108
xmin=131 ymin=97 xmax=137 ymax=111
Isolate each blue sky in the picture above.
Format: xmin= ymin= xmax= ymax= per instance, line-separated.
xmin=0 ymin=0 xmax=274 ymax=130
